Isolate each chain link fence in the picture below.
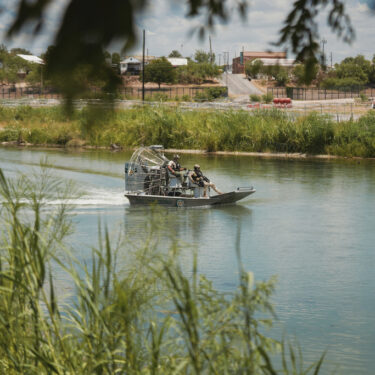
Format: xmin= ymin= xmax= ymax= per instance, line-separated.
xmin=267 ymin=87 xmax=375 ymax=100
xmin=0 ymin=85 xmax=228 ymax=100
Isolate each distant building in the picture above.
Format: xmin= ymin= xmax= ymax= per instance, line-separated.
xmin=232 ymin=51 xmax=287 ymax=74
xmin=120 ymin=56 xmax=187 ymax=75
xmin=166 ymin=57 xmax=188 ymax=67
xmin=17 ymin=54 xmax=44 ymax=65
xmin=120 ymin=56 xmax=156 ymax=75
xmin=252 ymin=58 xmax=295 ymax=68
xmin=120 ymin=57 xmax=141 ymax=75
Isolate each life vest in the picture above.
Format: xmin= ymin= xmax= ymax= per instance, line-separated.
xmin=192 ymin=170 xmax=204 ymax=186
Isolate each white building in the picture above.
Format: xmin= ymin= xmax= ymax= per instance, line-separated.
xmin=166 ymin=58 xmax=188 ymax=67
xmin=120 ymin=57 xmax=142 ymax=75
xmin=17 ymin=54 xmax=44 ymax=65
xmin=251 ymin=58 xmax=296 ymax=68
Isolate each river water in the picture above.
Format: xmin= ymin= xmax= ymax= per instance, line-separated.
xmin=1 ymin=146 xmax=375 ymax=374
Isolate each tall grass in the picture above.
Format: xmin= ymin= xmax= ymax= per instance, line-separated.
xmin=1 ymin=104 xmax=374 ymax=157
xmin=0 ymin=168 xmax=325 ymax=374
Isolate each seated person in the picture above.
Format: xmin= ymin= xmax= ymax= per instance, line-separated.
xmin=189 ymin=164 xmax=223 ymax=197
xmin=167 ymin=154 xmax=186 ymax=184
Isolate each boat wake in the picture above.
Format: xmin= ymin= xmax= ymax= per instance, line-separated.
xmin=47 ymin=187 xmax=127 ymax=207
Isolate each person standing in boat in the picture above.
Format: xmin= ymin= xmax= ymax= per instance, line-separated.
xmin=190 ymin=164 xmax=223 ymax=197
xmin=167 ymin=154 xmax=186 ymax=184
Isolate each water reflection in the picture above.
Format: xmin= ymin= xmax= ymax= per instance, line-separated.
xmin=123 ymin=204 xmax=252 ymax=245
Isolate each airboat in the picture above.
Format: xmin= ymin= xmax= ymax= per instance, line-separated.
xmin=124 ymin=146 xmax=256 ymax=207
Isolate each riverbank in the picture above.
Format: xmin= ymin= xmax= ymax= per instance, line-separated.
xmin=1 ymin=104 xmax=375 ymax=158
xmin=3 ymin=141 xmax=373 ymax=162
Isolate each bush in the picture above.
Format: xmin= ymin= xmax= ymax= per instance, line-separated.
xmin=274 ymin=67 xmax=290 ymax=86
xmin=194 ymin=87 xmax=226 ymax=101
xmin=176 ymin=61 xmax=220 ymax=84
xmin=152 ymin=92 xmax=169 ymax=102
xmin=359 ymin=93 xmax=368 ymax=102
xmin=262 ymin=93 xmax=274 ymax=103
xmin=320 ymin=77 xmax=365 ymax=90
xmin=250 ymin=94 xmax=261 ymax=102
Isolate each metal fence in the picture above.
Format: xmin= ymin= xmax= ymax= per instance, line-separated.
xmin=120 ymin=86 xmax=227 ymax=99
xmin=267 ymin=87 xmax=375 ymax=100
xmin=0 ymin=85 xmax=228 ymax=100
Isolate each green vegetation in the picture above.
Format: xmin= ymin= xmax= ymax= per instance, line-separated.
xmin=0 ymin=167 xmax=325 ymax=374
xmin=249 ymin=94 xmax=273 ymax=104
xmin=175 ymin=61 xmax=220 ymax=84
xmin=194 ymin=87 xmax=227 ymax=101
xmin=245 ymin=61 xmax=290 ymax=86
xmin=141 ymin=54 xmax=220 ymax=87
xmin=169 ymin=50 xmax=183 ymax=58
xmin=1 ymin=105 xmax=375 ymax=157
xmin=292 ymin=62 xmax=320 ymax=86
xmin=250 ymin=94 xmax=261 ymax=102
xmin=245 ymin=60 xmax=264 ymax=79
xmin=194 ymin=49 xmax=215 ymax=64
xmin=262 ymin=93 xmax=274 ymax=104
xmin=321 ymin=55 xmax=375 ymax=89
xmin=0 ymin=44 xmax=39 ymax=84
xmin=142 ymin=57 xmax=175 ymax=88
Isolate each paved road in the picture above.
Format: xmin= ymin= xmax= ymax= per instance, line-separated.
xmin=219 ymin=73 xmax=263 ymax=97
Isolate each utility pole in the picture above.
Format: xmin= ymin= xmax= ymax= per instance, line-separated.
xmin=223 ymin=51 xmax=229 ymax=86
xmin=142 ymin=29 xmax=145 ymax=102
xmin=321 ymin=39 xmax=327 ymax=67
xmin=330 ymin=52 xmax=333 ymax=69
xmin=209 ymin=35 xmax=213 ymax=64
xmin=219 ymin=54 xmax=222 ymax=66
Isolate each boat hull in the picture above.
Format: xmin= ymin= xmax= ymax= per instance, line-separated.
xmin=125 ymin=189 xmax=256 ymax=207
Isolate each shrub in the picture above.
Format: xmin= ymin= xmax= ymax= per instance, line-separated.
xmin=250 ymin=94 xmax=261 ymax=102
xmin=359 ymin=93 xmax=368 ymax=102
xmin=194 ymin=87 xmax=226 ymax=101
xmin=262 ymin=93 xmax=274 ymax=103
xmin=176 ymin=61 xmax=220 ymax=84
xmin=152 ymin=92 xmax=169 ymax=102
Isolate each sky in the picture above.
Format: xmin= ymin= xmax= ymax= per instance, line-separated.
xmin=0 ymin=0 xmax=374 ymax=64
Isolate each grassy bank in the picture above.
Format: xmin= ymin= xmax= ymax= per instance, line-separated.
xmin=1 ymin=105 xmax=375 ymax=157
xmin=0 ymin=168 xmax=325 ymax=374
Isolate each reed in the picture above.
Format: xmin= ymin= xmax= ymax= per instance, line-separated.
xmin=0 ymin=168 xmax=326 ymax=374
xmin=1 ymin=104 xmax=374 ymax=157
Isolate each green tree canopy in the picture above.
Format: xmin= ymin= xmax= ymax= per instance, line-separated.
xmin=321 ymin=54 xmax=374 ymax=88
xmin=335 ymin=55 xmax=371 ymax=84
xmin=175 ymin=60 xmax=220 ymax=84
xmin=111 ymin=52 xmax=121 ymax=65
xmin=292 ymin=62 xmax=319 ymax=86
xmin=169 ymin=50 xmax=182 ymax=58
xmin=194 ymin=49 xmax=214 ymax=64
xmin=245 ymin=60 xmax=264 ymax=78
xmin=143 ymin=57 xmax=175 ymax=88
xmin=0 ymin=46 xmax=34 ymax=84
xmin=10 ymin=47 xmax=32 ymax=56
